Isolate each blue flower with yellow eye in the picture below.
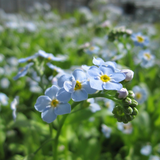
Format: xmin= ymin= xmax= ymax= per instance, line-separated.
xmin=131 ymin=32 xmax=149 ymax=47
xmin=101 ymin=124 xmax=112 ymax=138
xmin=138 ymin=49 xmax=155 ymax=68
xmin=57 ymin=69 xmax=96 ymax=102
xmin=85 ymin=45 xmax=100 ymax=55
xmin=35 ymin=85 xmax=71 ymax=123
xmin=87 ymin=65 xmax=125 ymax=91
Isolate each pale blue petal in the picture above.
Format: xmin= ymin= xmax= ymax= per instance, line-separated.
xmin=88 ymin=66 xmax=101 ymax=78
xmin=111 ymin=73 xmax=126 ymax=82
xmin=54 ymin=103 xmax=71 ymax=115
xmin=71 ymin=89 xmax=88 ymax=102
xmin=64 ymin=81 xmax=74 ymax=93
xmin=35 ymin=96 xmax=51 ymax=112
xmin=92 ymin=57 xmax=104 ymax=66
xmin=72 ymin=69 xmax=87 ymax=81
xmin=41 ymin=107 xmax=57 ymax=123
xmin=58 ymin=74 xmax=71 ymax=87
xmin=90 ymin=79 xmax=103 ymax=90
xmin=56 ymin=88 xmax=71 ymax=102
xmin=45 ymin=85 xmax=59 ymax=99
xmin=103 ymin=82 xmax=122 ymax=90
xmin=82 ymin=81 xmax=97 ymax=94
xmin=89 ymin=103 xmax=101 ymax=113
xmin=99 ymin=65 xmax=114 ymax=75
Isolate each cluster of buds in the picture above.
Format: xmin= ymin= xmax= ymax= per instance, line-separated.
xmin=112 ymin=89 xmax=138 ymax=123
xmin=108 ymin=26 xmax=133 ymax=42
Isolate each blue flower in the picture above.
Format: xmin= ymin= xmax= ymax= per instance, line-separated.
xmin=138 ymin=50 xmax=155 ymax=68
xmin=18 ymin=53 xmax=38 ymax=63
xmin=85 ymin=45 xmax=100 ymax=54
xmin=131 ymin=32 xmax=149 ymax=47
xmin=140 ymin=144 xmax=152 ymax=156
xmin=38 ymin=50 xmax=67 ymax=61
xmin=101 ymin=124 xmax=112 ymax=138
xmin=87 ymin=65 xmax=125 ymax=91
xmin=34 ymin=85 xmax=71 ymax=123
xmin=87 ymin=98 xmax=101 ymax=113
xmin=0 ymin=93 xmax=8 ymax=106
xmin=149 ymin=155 xmax=160 ymax=160
xmin=117 ymin=122 xmax=133 ymax=134
xmin=57 ymin=69 xmax=96 ymax=102
xmin=10 ymin=96 xmax=19 ymax=121
xmin=132 ymin=85 xmax=148 ymax=104
xmin=47 ymin=63 xmax=65 ymax=74
xmin=13 ymin=62 xmax=34 ymax=80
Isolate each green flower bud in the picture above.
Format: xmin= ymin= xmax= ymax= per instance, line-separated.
xmin=122 ymin=117 xmax=129 ymax=124
xmin=128 ymin=90 xmax=135 ymax=98
xmin=130 ymin=99 xmax=138 ymax=107
xmin=126 ymin=115 xmax=134 ymax=121
xmin=123 ymin=97 xmax=132 ymax=106
xmin=132 ymin=108 xmax=138 ymax=115
xmin=125 ymin=106 xmax=133 ymax=115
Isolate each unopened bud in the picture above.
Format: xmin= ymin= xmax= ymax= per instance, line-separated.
xmin=128 ymin=90 xmax=135 ymax=98
xmin=130 ymin=99 xmax=138 ymax=107
xmin=125 ymin=106 xmax=133 ymax=115
xmin=123 ymin=97 xmax=132 ymax=106
xmin=132 ymin=108 xmax=138 ymax=115
xmin=121 ymin=69 xmax=134 ymax=81
xmin=117 ymin=88 xmax=128 ymax=99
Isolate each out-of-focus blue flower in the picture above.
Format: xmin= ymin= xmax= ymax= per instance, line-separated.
xmin=47 ymin=63 xmax=65 ymax=74
xmin=117 ymin=122 xmax=133 ymax=134
xmin=87 ymin=98 xmax=101 ymax=113
xmin=34 ymin=85 xmax=71 ymax=123
xmin=0 ymin=77 xmax=10 ymax=88
xmin=10 ymin=96 xmax=19 ymax=121
xmin=140 ymin=144 xmax=152 ymax=156
xmin=85 ymin=45 xmax=100 ymax=54
xmin=138 ymin=50 xmax=155 ymax=68
xmin=0 ymin=93 xmax=8 ymax=106
xmin=18 ymin=54 xmax=38 ymax=63
xmin=132 ymin=86 xmax=148 ymax=104
xmin=131 ymin=32 xmax=149 ymax=47
xmin=38 ymin=50 xmax=67 ymax=61
xmin=13 ymin=62 xmax=34 ymax=80
xmin=149 ymin=155 xmax=160 ymax=160
xmin=101 ymin=124 xmax=112 ymax=138
xmin=57 ymin=69 xmax=96 ymax=102
xmin=88 ymin=65 xmax=125 ymax=91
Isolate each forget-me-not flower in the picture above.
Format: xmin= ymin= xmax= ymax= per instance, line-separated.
xmin=0 ymin=93 xmax=8 ymax=106
xmin=87 ymin=98 xmax=101 ymax=113
xmin=117 ymin=122 xmax=133 ymax=134
xmin=101 ymin=124 xmax=112 ymax=138
xmin=131 ymin=32 xmax=149 ymax=47
xmin=88 ymin=65 xmax=125 ymax=91
xmin=85 ymin=45 xmax=100 ymax=55
xmin=140 ymin=144 xmax=152 ymax=156
xmin=132 ymin=85 xmax=148 ymax=104
xmin=35 ymin=85 xmax=71 ymax=123
xmin=57 ymin=69 xmax=96 ymax=102
xmin=149 ymin=155 xmax=160 ymax=160
xmin=13 ymin=62 xmax=34 ymax=80
xmin=138 ymin=49 xmax=155 ymax=68
xmin=18 ymin=53 xmax=38 ymax=63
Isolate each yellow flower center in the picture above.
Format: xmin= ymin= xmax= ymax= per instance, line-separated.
xmin=105 ymin=102 xmax=110 ymax=108
xmin=74 ymin=81 xmax=82 ymax=90
xmin=137 ymin=36 xmax=144 ymax=43
xmin=48 ymin=57 xmax=52 ymax=60
xmin=136 ymin=93 xmax=142 ymax=99
xmin=89 ymin=46 xmax=95 ymax=51
xmin=144 ymin=53 xmax=151 ymax=60
xmin=100 ymin=75 xmax=111 ymax=83
xmin=51 ymin=99 xmax=59 ymax=107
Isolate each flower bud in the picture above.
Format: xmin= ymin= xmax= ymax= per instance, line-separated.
xmin=132 ymin=108 xmax=138 ymax=115
xmin=128 ymin=90 xmax=135 ymax=98
xmin=121 ymin=69 xmax=134 ymax=81
xmin=123 ymin=97 xmax=132 ymax=106
xmin=130 ymin=99 xmax=138 ymax=107
xmin=125 ymin=106 xmax=133 ymax=115
xmin=117 ymin=88 xmax=128 ymax=99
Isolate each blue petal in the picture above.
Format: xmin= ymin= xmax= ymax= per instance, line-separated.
xmin=88 ymin=66 xmax=101 ymax=78
xmin=89 ymin=79 xmax=103 ymax=90
xmin=99 ymin=65 xmax=114 ymax=75
xmin=64 ymin=81 xmax=74 ymax=93
xmin=58 ymin=75 xmax=71 ymax=88
xmin=71 ymin=89 xmax=88 ymax=102
xmin=111 ymin=73 xmax=126 ymax=82
xmin=41 ymin=107 xmax=57 ymax=123
xmin=72 ymin=69 xmax=87 ymax=81
xmin=56 ymin=88 xmax=71 ymax=102
xmin=92 ymin=57 xmax=104 ymax=66
xmin=45 ymin=85 xmax=59 ymax=99
xmin=89 ymin=103 xmax=101 ymax=113
xmin=82 ymin=81 xmax=97 ymax=94
xmin=35 ymin=96 xmax=51 ymax=112
xmin=54 ymin=103 xmax=71 ymax=115
xmin=103 ymin=82 xmax=122 ymax=90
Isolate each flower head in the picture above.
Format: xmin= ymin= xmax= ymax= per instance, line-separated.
xmin=85 ymin=45 xmax=100 ymax=55
xmin=117 ymin=122 xmax=133 ymax=134
xmin=138 ymin=50 xmax=155 ymax=68
xmin=88 ymin=65 xmax=125 ymax=91
xmin=57 ymin=69 xmax=96 ymax=102
xmin=0 ymin=93 xmax=8 ymax=106
xmin=87 ymin=98 xmax=101 ymax=113
xmin=131 ymin=32 xmax=149 ymax=47
xmin=101 ymin=124 xmax=112 ymax=138
xmin=18 ymin=53 xmax=38 ymax=63
xmin=140 ymin=144 xmax=152 ymax=156
xmin=34 ymin=85 xmax=71 ymax=123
